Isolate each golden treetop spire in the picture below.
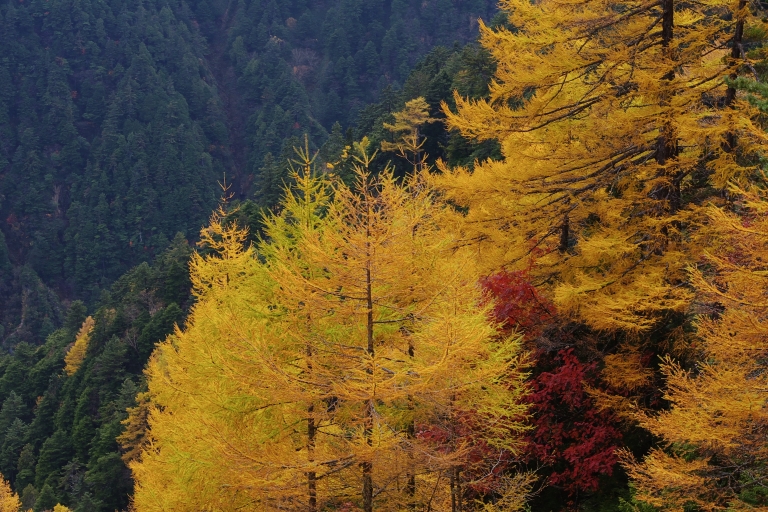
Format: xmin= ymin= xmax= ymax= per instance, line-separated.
xmin=63 ymin=316 xmax=95 ymax=376
xmin=382 ymin=97 xmax=437 ymax=174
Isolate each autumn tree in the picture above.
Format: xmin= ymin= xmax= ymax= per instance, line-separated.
xmin=623 ymin=182 xmax=768 ymax=510
xmin=63 ymin=317 xmax=94 ymax=376
xmin=481 ymin=271 xmax=626 ymax=503
xmin=130 ymin=145 xmax=530 ymax=511
xmin=0 ymin=473 xmax=19 ymax=512
xmin=129 ymin=200 xmax=291 ymax=510
xmin=268 ymin=145 xmax=530 ymax=511
xmin=381 ymin=97 xmax=437 ymax=173
xmin=434 ymin=0 xmax=766 ymax=335
xmin=116 ymin=390 xmax=150 ymax=464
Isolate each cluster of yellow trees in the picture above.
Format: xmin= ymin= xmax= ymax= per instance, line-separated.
xmin=20 ymin=0 xmax=762 ymax=510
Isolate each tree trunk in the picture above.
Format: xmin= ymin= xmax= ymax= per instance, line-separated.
xmin=724 ymin=0 xmax=746 ymax=108
xmin=307 ymin=334 xmax=317 ymax=512
xmin=654 ymin=0 xmax=680 ymax=212
xmin=407 ymin=222 xmax=418 ymax=509
xmin=724 ymin=0 xmax=746 ymax=151
xmin=363 ymin=232 xmax=374 ymax=512
xmin=308 ymin=403 xmax=317 ymax=512
xmin=406 ymin=336 xmax=417 ymax=508
xmin=559 ymin=215 xmax=569 ymax=253
xmin=450 ymin=466 xmax=462 ymax=512
xmin=450 ymin=468 xmax=456 ymax=512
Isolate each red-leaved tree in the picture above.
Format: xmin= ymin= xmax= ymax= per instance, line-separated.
xmin=525 ymin=348 xmax=622 ymax=496
xmin=480 ymin=270 xmax=555 ymax=337
xmin=481 ymin=270 xmax=623 ymax=500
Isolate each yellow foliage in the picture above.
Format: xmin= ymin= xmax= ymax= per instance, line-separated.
xmin=129 ymin=146 xmax=530 ymax=511
xmin=433 ymin=0 xmax=766 ymax=333
xmin=52 ymin=505 xmax=71 ymax=512
xmin=0 ymin=473 xmax=20 ymax=512
xmin=602 ymin=347 xmax=654 ymax=392
xmin=63 ymin=316 xmax=94 ymax=376
xmin=479 ymin=473 xmax=538 ymax=512
xmin=381 ymin=97 xmax=436 ymax=173
xmin=623 ymin=183 xmax=768 ymax=510
xmin=117 ymin=391 xmax=151 ymax=463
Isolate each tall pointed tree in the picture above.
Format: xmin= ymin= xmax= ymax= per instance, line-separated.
xmin=0 ymin=473 xmax=19 ymax=512
xmin=130 ymin=144 xmax=529 ymax=511
xmin=265 ymin=144 xmax=529 ymax=511
xmin=129 ymin=201 xmax=302 ymax=510
xmin=381 ymin=97 xmax=436 ymax=174
xmin=63 ymin=317 xmax=94 ymax=377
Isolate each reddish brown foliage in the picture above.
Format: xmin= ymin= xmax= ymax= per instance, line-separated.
xmin=481 ymin=270 xmax=555 ymax=338
xmin=481 ymin=270 xmax=622 ymax=497
xmin=525 ymin=349 xmax=622 ymax=495
xmin=416 ymin=409 xmax=515 ymax=495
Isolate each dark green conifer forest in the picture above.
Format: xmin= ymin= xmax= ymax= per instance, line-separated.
xmin=0 ymin=0 xmax=496 ymax=338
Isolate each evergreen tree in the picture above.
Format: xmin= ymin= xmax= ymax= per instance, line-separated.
xmin=15 ymin=445 xmax=35 ymax=491
xmin=0 ymin=420 xmax=27 ymax=483
xmin=0 ymin=394 xmax=24 ymax=442
xmin=33 ymin=484 xmax=58 ymax=512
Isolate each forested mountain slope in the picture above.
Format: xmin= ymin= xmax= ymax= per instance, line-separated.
xmin=0 ymin=237 xmax=192 ymax=511
xmin=0 ymin=0 xmax=495 ymax=347
xmin=0 ymin=1 xmax=500 ymax=509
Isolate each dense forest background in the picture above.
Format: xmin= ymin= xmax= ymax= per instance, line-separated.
xmin=0 ymin=0 xmax=506 ymax=509
xmin=0 ymin=0 xmax=496 ymax=342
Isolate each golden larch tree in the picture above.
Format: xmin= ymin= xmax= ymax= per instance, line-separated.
xmin=434 ymin=0 xmax=766 ymax=333
xmin=265 ymin=146 xmax=529 ymax=511
xmin=130 ymin=146 xmax=529 ymax=511
xmin=117 ymin=390 xmax=150 ymax=464
xmin=129 ymin=200 xmax=315 ymax=510
xmin=63 ymin=316 xmax=94 ymax=376
xmin=381 ymin=97 xmax=436 ymax=173
xmin=622 ymin=182 xmax=768 ymax=510
xmin=0 ymin=473 xmax=19 ymax=512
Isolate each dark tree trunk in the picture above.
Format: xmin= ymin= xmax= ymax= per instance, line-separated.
xmin=725 ymin=0 xmax=746 ymax=109
xmin=363 ymin=233 xmax=374 ymax=512
xmin=654 ymin=0 xmax=680 ymax=212
xmin=559 ymin=215 xmax=569 ymax=253
xmin=724 ymin=0 xmax=747 ymax=152
xmin=308 ymin=403 xmax=317 ymax=512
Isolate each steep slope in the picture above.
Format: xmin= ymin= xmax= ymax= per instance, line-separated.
xmin=0 ymin=237 xmax=192 ymax=511
xmin=0 ymin=34 xmax=511 ymax=512
xmin=0 ymin=0 xmax=497 ymax=347
xmin=0 ymin=0 xmax=225 ymax=340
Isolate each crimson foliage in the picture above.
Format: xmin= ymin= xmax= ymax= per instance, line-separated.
xmin=480 ymin=270 xmax=555 ymax=337
xmin=481 ymin=271 xmax=622 ymax=498
xmin=526 ymin=349 xmax=622 ymax=495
